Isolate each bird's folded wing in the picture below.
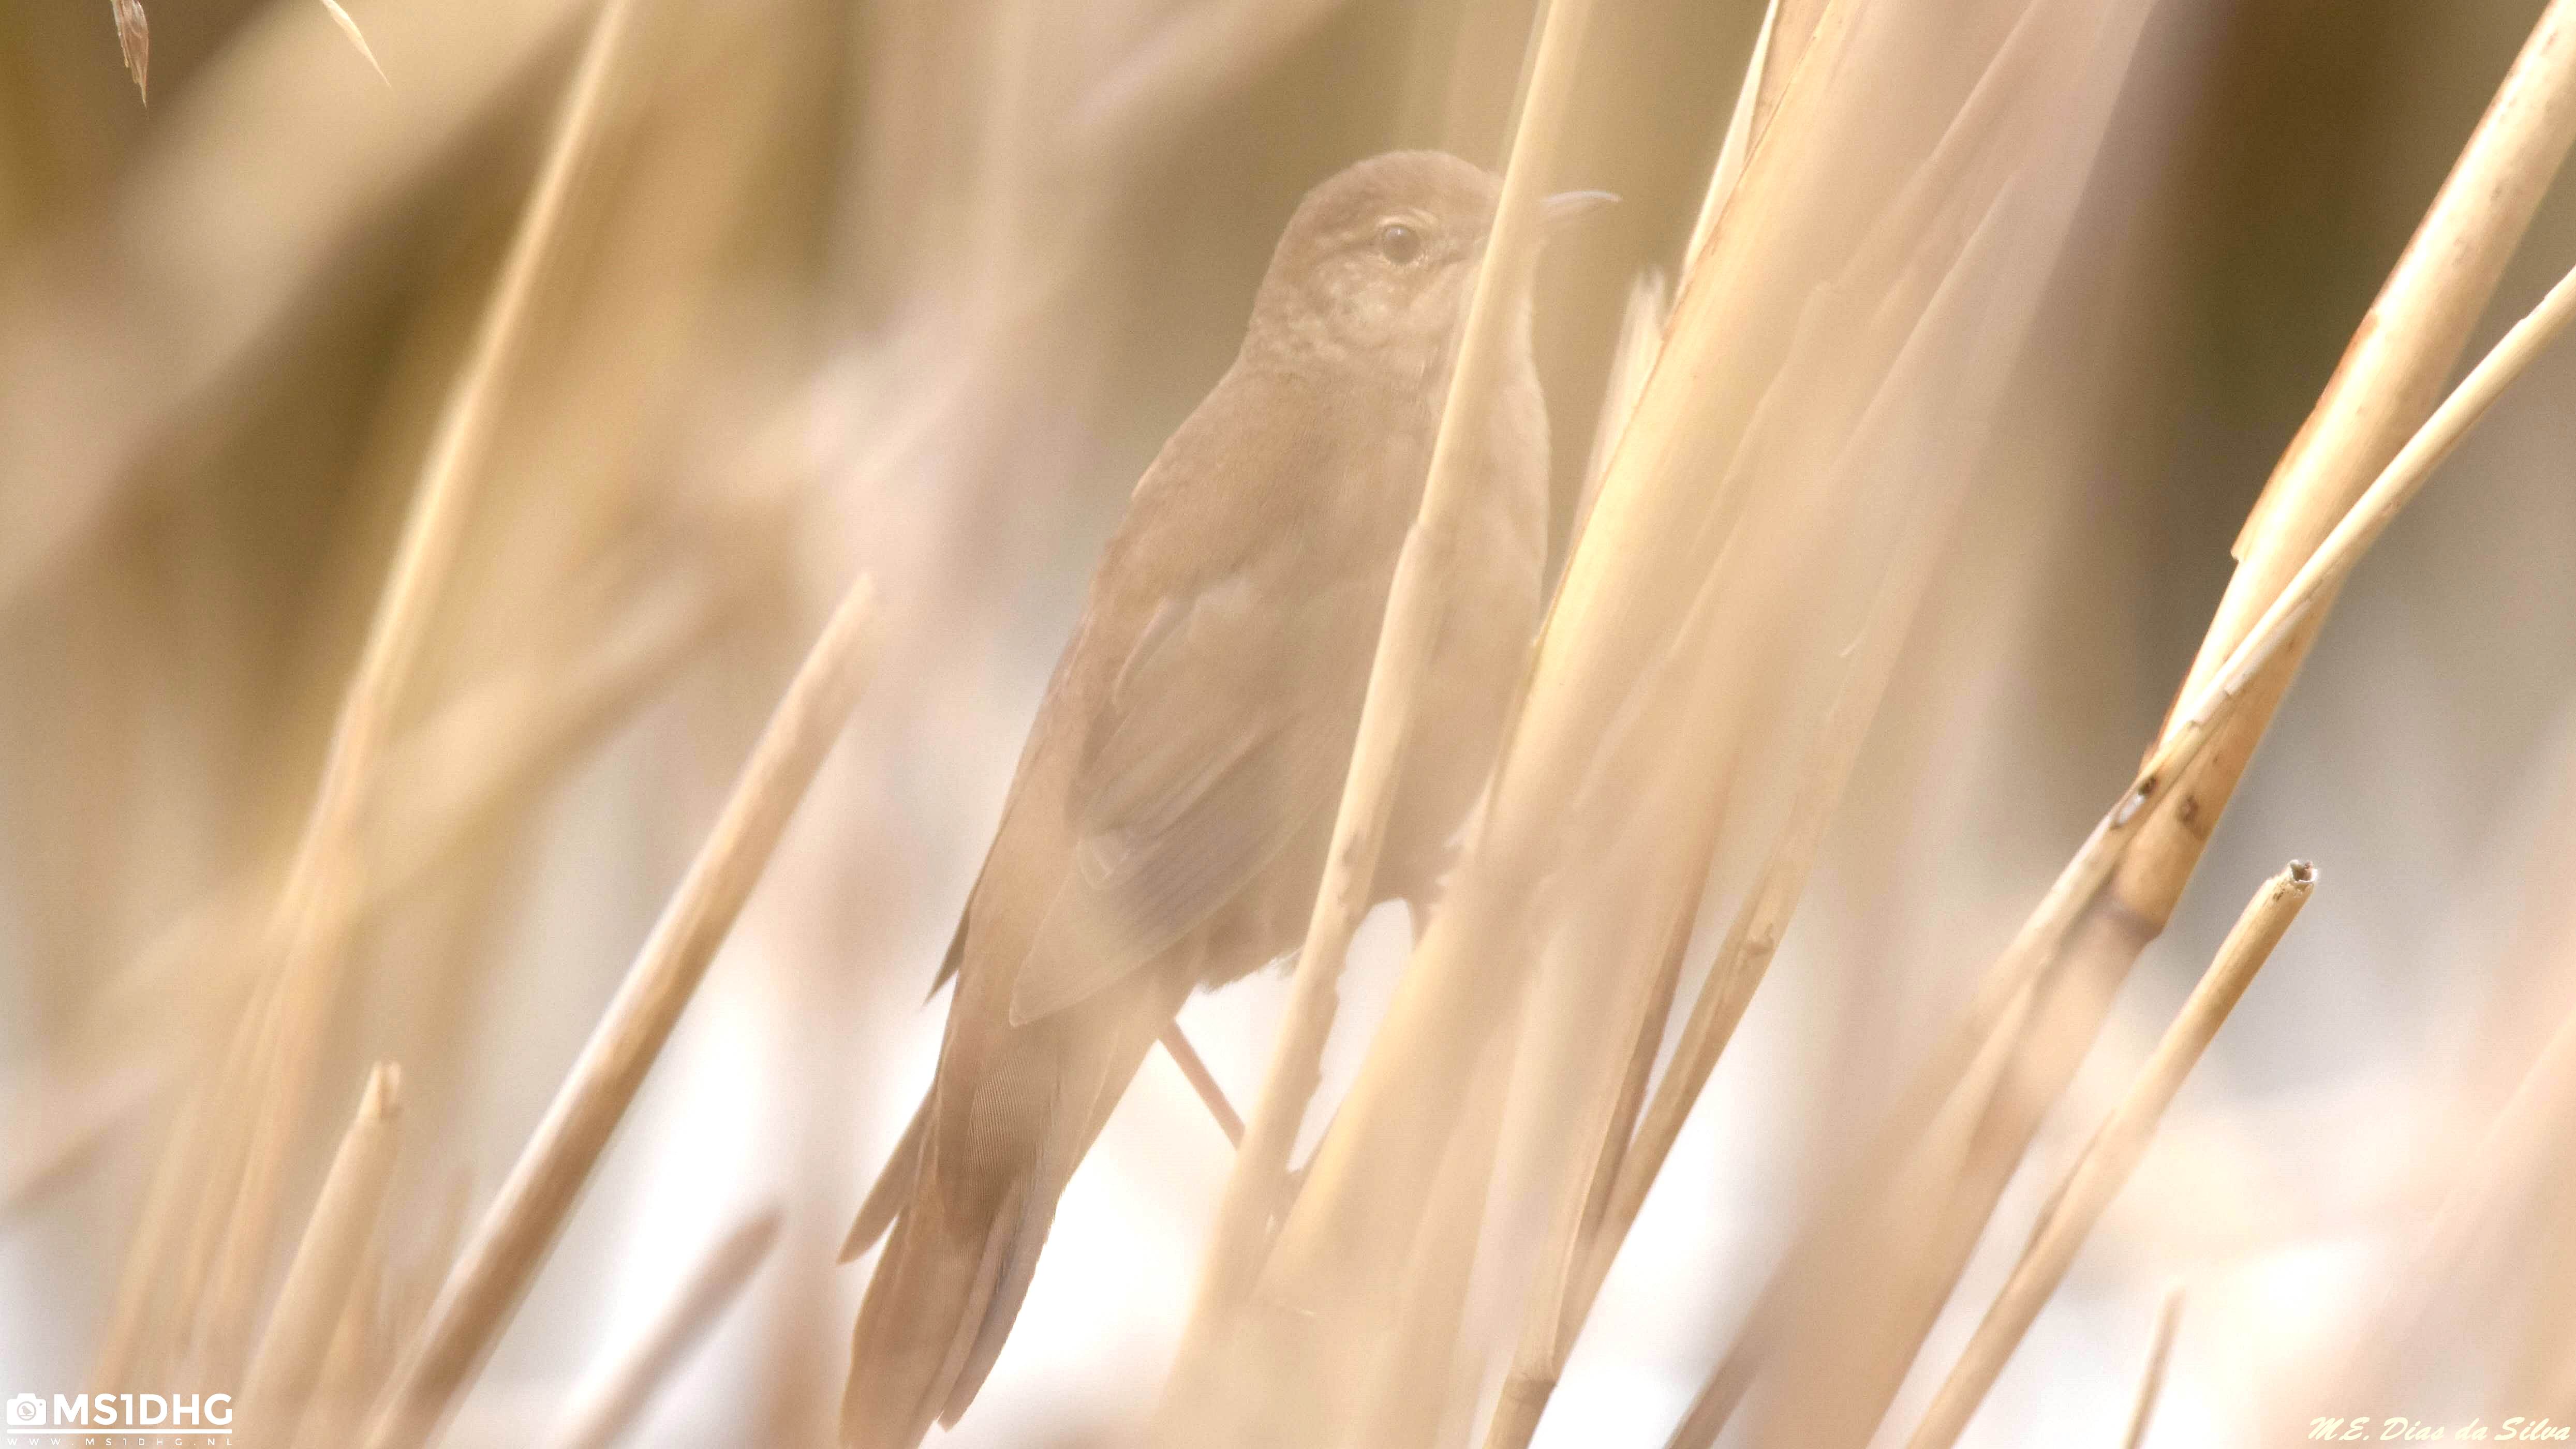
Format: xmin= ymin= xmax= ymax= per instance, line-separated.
xmin=1006 ymin=571 xmax=1361 ymax=1024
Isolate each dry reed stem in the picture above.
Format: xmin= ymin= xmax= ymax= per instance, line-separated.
xmin=2120 ymin=1286 xmax=2185 ymax=1449
xmin=1153 ymin=0 xmax=1601 ymax=1426
xmin=1353 ymin=1026 xmax=1517 ymax=1449
xmin=69 ymin=563 xmax=720 ymax=1378
xmin=0 ymin=0 xmax=597 ymax=612
xmin=1067 ymin=0 xmax=1356 ymax=170
xmin=1158 ymin=1023 xmax=1245 ymax=1148
xmin=1560 ymin=435 xmax=1965 ymax=1359
xmin=1488 ymin=484 xmax=1953 ymax=1449
xmin=47 ymin=7 xmax=610 ymax=578
xmin=86 ymin=1049 xmax=227 ymax=1389
xmin=2187 ymin=0 xmax=2576 ymax=708
xmin=193 ymin=0 xmax=645 ymax=1366
xmin=108 ymin=0 xmax=147 ymax=101
xmin=1683 ymin=0 xmax=1779 ymax=270
xmin=1544 ymin=266 xmax=1701 ymax=1267
xmin=319 ymin=0 xmax=389 ymax=82
xmin=1682 ymin=243 xmax=2576 ymax=1449
xmin=1570 ymin=868 xmax=1691 ymax=1271
xmin=2165 ymin=260 xmax=2576 ymax=718
xmin=4 ymin=1057 xmax=164 ymax=1211
xmin=1245 ymin=0 xmax=2078 ymax=1413
xmin=542 ymin=1207 xmax=784 ymax=1449
xmin=1694 ymin=5 xmax=2576 ymax=1431
xmin=1750 ymin=0 xmax=1827 ymax=145
xmin=357 ymin=576 xmax=877 ymax=1449
xmin=288 ymin=1223 xmax=389 ymax=1449
xmin=1903 ymin=865 xmax=2312 ymax=1449
xmin=1569 ymin=269 xmax=1670 ymax=554
xmin=240 ymin=1063 xmax=406 ymax=1444
xmin=1464 ymin=7 xmax=2123 ymax=1431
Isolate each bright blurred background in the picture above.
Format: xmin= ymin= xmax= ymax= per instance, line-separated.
xmin=3 ymin=0 xmax=2573 ymax=1444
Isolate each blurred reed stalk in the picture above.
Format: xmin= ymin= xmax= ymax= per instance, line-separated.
xmin=542 ymin=1207 xmax=784 ymax=1449
xmin=2319 ymin=988 xmax=2576 ymax=1415
xmin=1689 ymin=247 xmax=2576 ymax=1449
xmin=1488 ymin=435 xmax=1964 ymax=1449
xmin=358 ymin=576 xmax=878 ymax=1449
xmin=1693 ymin=4 xmax=2576 ymax=1440
xmin=147 ymin=0 xmax=646 ymax=1387
xmin=287 ymin=1221 xmax=390 ymax=1449
xmin=108 ymin=0 xmax=147 ymax=100
xmin=9 ymin=548 xmax=734 ymax=1213
xmin=1235 ymin=0 xmax=2149 ymax=1443
xmin=1492 ymin=11 xmax=2138 ymax=1390
xmin=16 ymin=0 xmax=2574 ymax=1444
xmin=1352 ymin=1023 xmax=1518 ymax=1449
xmin=240 ymin=1063 xmax=405 ymax=1445
xmin=2120 ymin=1287 xmax=2186 ymax=1449
xmin=1902 ymin=862 xmax=2313 ymax=1449
xmin=316 ymin=1 xmax=387 ymax=81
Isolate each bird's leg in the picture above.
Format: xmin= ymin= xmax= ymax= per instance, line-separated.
xmin=1157 ymin=1022 xmax=1244 ymax=1147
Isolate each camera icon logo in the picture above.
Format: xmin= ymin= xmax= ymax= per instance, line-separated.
xmin=6 ymin=1393 xmax=44 ymax=1427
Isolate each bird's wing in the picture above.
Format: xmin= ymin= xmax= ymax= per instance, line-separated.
xmin=1006 ymin=567 xmax=1367 ymax=1024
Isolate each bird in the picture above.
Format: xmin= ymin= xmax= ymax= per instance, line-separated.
xmin=839 ymin=150 xmax=1608 ymax=1449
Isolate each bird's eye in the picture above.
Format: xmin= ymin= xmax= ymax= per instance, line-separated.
xmin=1374 ymin=223 xmax=1424 ymax=265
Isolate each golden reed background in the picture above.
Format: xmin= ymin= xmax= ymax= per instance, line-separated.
xmin=3 ymin=0 xmax=2575 ymax=1445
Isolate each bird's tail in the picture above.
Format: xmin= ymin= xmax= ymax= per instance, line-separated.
xmin=841 ymin=1000 xmax=1170 ymax=1449
xmin=840 ymin=1162 xmax=1043 ymax=1449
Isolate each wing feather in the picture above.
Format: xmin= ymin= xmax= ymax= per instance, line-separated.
xmin=1006 ymin=570 xmax=1368 ymax=1024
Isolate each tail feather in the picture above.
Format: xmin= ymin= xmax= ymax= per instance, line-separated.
xmin=840 ymin=1175 xmax=1028 ymax=1449
xmin=937 ymin=1091 xmax=1086 ymax=1427
xmin=841 ymin=1095 xmax=929 ymax=1263
xmin=936 ymin=1183 xmax=1046 ymax=1428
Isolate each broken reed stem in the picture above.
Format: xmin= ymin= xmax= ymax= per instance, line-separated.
xmin=241 ymin=1064 xmax=405 ymax=1443
xmin=1855 ymin=28 xmax=2576 ymax=1430
xmin=2121 ymin=1287 xmax=2186 ymax=1449
xmin=543 ymin=1208 xmax=784 ymax=1449
xmin=194 ymin=0 xmax=643 ymax=1366
xmin=1158 ymin=1023 xmax=1245 ymax=1148
xmin=1154 ymin=0 xmax=1599 ymax=1421
xmin=358 ymin=578 xmax=879 ymax=1449
xmin=1685 ymin=0 xmax=2576 ymax=1416
xmin=2181 ymin=0 xmax=2576 ymax=709
xmin=2171 ymin=258 xmax=2576 ymax=733
xmin=1903 ymin=865 xmax=2312 ymax=1449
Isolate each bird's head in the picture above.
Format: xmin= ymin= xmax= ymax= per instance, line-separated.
xmin=1245 ymin=151 xmax=1608 ymax=386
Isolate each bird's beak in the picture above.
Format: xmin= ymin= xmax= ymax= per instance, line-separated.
xmin=1543 ymin=189 xmax=1620 ymax=234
